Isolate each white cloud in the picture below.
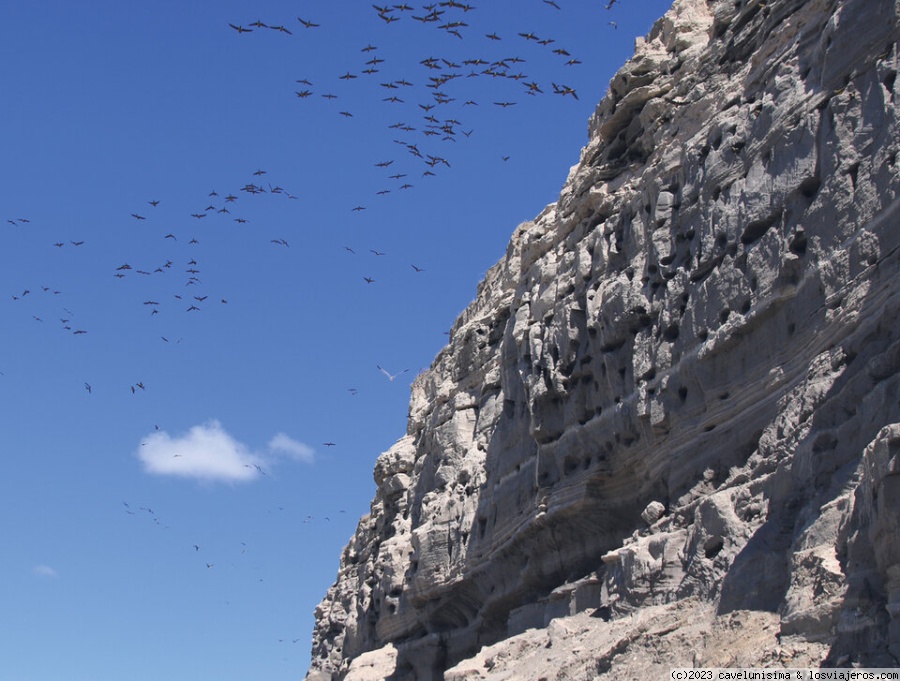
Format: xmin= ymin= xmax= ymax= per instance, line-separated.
xmin=268 ymin=433 xmax=315 ymax=464
xmin=137 ymin=420 xmax=262 ymax=483
xmin=33 ymin=564 xmax=58 ymax=578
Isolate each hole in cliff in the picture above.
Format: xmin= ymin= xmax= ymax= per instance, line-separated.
xmin=704 ymin=536 xmax=725 ymax=559
xmin=712 ymin=186 xmax=721 ymax=201
xmin=798 ymin=175 xmax=821 ymax=199
xmin=678 ymin=386 xmax=688 ymax=402
xmin=789 ymin=230 xmax=808 ymax=255
xmin=478 ymin=517 xmax=487 ymax=539
xmin=699 ymin=328 xmax=709 ymax=341
xmin=787 ymin=322 xmax=796 ymax=336
xmin=714 ymin=19 xmax=729 ymax=39
xmin=740 ymin=299 xmax=751 ymax=314
xmin=846 ymin=162 xmax=860 ymax=191
xmin=642 ymin=367 xmax=656 ymax=382
xmin=740 ymin=210 xmax=781 ymax=245
xmin=601 ymin=339 xmax=626 ymax=353
xmin=812 ymin=432 xmax=838 ymax=453
xmin=663 ymin=325 xmax=679 ymax=342
xmin=704 ymin=424 xmax=716 ymax=432
xmin=719 ymin=308 xmax=731 ymax=324
xmin=882 ymin=68 xmax=897 ymax=97
xmin=715 ymin=233 xmax=727 ymax=249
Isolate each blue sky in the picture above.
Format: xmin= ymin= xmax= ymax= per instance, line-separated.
xmin=0 ymin=1 xmax=672 ymax=678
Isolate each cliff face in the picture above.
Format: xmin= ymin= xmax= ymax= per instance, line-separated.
xmin=307 ymin=0 xmax=900 ymax=678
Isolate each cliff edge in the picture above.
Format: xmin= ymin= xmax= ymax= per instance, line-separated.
xmin=307 ymin=0 xmax=900 ymax=678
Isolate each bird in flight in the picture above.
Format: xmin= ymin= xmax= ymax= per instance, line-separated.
xmin=377 ymin=366 xmax=409 ymax=381
xmin=552 ymin=82 xmax=579 ymax=99
xmin=229 ymin=23 xmax=252 ymax=33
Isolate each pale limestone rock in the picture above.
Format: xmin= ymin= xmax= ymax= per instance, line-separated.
xmin=306 ymin=0 xmax=900 ymax=677
xmin=641 ymin=500 xmax=666 ymax=525
xmin=344 ymin=645 xmax=398 ymax=681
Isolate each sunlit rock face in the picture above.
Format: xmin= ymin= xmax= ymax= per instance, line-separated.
xmin=306 ymin=0 xmax=900 ymax=678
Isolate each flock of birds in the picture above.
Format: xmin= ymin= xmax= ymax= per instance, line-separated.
xmin=5 ymin=0 xmax=623 ymax=404
xmin=119 ymin=496 xmax=348 ymax=645
xmin=225 ymin=0 xmax=619 ymax=208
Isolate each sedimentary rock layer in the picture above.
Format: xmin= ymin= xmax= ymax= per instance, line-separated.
xmin=307 ymin=0 xmax=900 ymax=678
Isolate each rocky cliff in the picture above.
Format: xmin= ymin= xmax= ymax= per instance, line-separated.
xmin=306 ymin=0 xmax=900 ymax=678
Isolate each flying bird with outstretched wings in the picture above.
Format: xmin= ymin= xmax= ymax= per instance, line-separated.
xmin=377 ymin=366 xmax=409 ymax=381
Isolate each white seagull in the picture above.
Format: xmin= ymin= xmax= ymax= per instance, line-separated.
xmin=377 ymin=366 xmax=409 ymax=381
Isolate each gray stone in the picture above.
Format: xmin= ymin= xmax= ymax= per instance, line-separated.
xmin=641 ymin=500 xmax=666 ymax=526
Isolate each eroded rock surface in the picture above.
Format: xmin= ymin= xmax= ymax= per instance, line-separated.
xmin=307 ymin=0 xmax=900 ymax=678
